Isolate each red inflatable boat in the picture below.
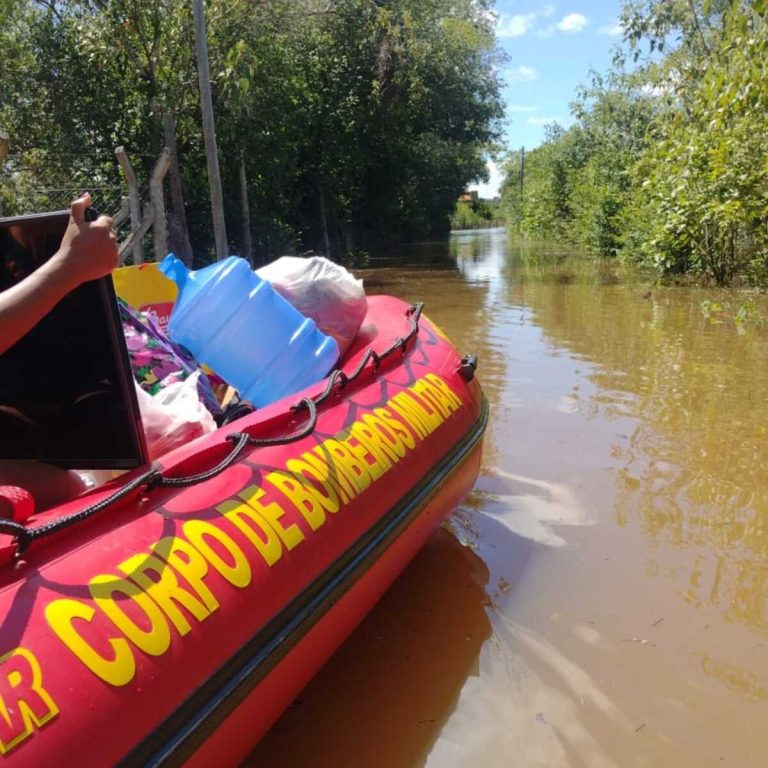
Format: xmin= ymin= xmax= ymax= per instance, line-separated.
xmin=0 ymin=296 xmax=487 ymax=767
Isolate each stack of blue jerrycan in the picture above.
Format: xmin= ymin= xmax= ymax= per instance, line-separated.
xmin=159 ymin=254 xmax=339 ymax=407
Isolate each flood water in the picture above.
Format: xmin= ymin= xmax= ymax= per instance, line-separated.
xmin=247 ymin=228 xmax=768 ymax=767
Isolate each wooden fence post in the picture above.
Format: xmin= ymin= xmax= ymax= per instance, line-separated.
xmin=114 ymin=196 xmax=131 ymax=227
xmin=116 ymin=147 xmax=171 ymax=264
xmin=150 ymin=148 xmax=172 ymax=262
xmin=115 ymin=146 xmax=144 ymax=264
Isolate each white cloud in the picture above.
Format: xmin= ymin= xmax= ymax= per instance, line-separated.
xmin=507 ymin=105 xmax=539 ymax=113
xmin=496 ymin=5 xmax=555 ymax=38
xmin=497 ymin=13 xmax=536 ymax=38
xmin=598 ymin=21 xmax=623 ymax=36
xmin=527 ymin=116 xmax=575 ymax=127
xmin=506 ymin=65 xmax=538 ymax=84
xmin=468 ymin=159 xmax=503 ymax=199
xmin=557 ymin=13 xmax=588 ymax=33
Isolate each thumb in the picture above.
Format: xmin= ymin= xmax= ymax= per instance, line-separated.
xmin=69 ymin=192 xmax=92 ymax=226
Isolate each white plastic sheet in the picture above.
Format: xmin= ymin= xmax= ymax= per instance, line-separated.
xmin=135 ymin=371 xmax=216 ymax=459
xmin=257 ymin=256 xmax=367 ymax=356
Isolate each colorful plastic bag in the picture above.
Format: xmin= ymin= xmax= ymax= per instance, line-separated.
xmin=119 ymin=299 xmax=221 ymax=417
xmin=112 ymin=262 xmax=178 ymax=332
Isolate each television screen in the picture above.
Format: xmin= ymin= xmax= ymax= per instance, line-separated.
xmin=0 ymin=210 xmax=147 ymax=468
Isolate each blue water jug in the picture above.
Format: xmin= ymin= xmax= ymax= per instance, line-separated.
xmin=159 ymin=254 xmax=339 ymax=407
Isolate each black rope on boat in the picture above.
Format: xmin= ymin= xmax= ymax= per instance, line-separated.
xmin=156 ymin=398 xmax=318 ymax=490
xmin=15 ymin=469 xmax=163 ymax=555
xmin=9 ymin=303 xmax=424 ymax=557
xmin=311 ymin=370 xmax=345 ymax=407
xmin=154 ymin=432 xmax=252 ymax=489
xmin=0 ymin=519 xmax=29 ymax=540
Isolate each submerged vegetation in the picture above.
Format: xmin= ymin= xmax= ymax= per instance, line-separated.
xmin=501 ymin=1 xmax=768 ymax=286
xmin=0 ymin=0 xmax=503 ymax=261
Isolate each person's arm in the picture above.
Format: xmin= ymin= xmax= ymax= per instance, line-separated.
xmin=0 ymin=192 xmax=118 ymax=355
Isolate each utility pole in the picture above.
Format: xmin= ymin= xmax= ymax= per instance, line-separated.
xmin=192 ymin=0 xmax=228 ymax=261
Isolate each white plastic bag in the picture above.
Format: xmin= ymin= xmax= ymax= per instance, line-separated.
xmin=135 ymin=371 xmax=217 ymax=459
xmin=257 ymin=256 xmax=367 ymax=356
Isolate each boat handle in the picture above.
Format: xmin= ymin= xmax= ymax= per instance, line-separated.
xmin=458 ymin=354 xmax=477 ymax=382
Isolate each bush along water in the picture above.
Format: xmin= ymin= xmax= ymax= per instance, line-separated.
xmin=450 ymin=198 xmax=504 ymax=230
xmin=500 ymin=1 xmax=768 ymax=287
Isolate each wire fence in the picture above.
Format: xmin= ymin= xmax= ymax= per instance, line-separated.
xmin=0 ymin=149 xmax=154 ymax=261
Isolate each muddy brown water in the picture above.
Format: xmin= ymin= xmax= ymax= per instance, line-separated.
xmin=246 ymin=228 xmax=768 ymax=768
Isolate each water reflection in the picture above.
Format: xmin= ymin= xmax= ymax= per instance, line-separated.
xmin=424 ymin=616 xmax=629 ymax=768
xmin=513 ymin=249 xmax=768 ymax=634
xmin=246 ymin=228 xmax=768 ymax=767
xmin=246 ymin=529 xmax=491 ymax=768
xmin=461 ymin=469 xmax=591 ymax=548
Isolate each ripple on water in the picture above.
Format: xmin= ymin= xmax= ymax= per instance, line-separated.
xmin=463 ymin=469 xmax=593 ymax=549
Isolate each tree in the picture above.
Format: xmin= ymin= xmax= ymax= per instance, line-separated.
xmin=500 ymin=0 xmax=768 ymax=285
xmin=0 ymin=0 xmax=504 ymax=260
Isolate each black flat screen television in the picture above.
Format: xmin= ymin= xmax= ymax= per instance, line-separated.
xmin=0 ymin=210 xmax=148 ymax=468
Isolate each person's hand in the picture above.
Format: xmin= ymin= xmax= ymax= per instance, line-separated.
xmin=50 ymin=192 xmax=118 ymax=290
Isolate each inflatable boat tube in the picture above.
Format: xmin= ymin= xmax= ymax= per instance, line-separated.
xmin=0 ymin=296 xmax=487 ymax=767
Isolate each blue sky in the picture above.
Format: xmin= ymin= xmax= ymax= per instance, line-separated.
xmin=469 ymin=0 xmax=626 ymax=197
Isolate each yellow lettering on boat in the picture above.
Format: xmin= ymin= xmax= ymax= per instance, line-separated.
xmin=389 ymin=391 xmax=434 ymax=439
xmin=267 ymin=469 xmax=329 ymax=530
xmin=43 ymin=374 xmax=464 ymax=689
xmin=301 ymin=449 xmax=355 ymax=504
xmin=217 ymin=486 xmax=284 ymax=566
xmin=353 ymin=416 xmax=400 ymax=465
xmin=91 ymin=570 xmax=173 ymax=653
xmin=118 ymin=553 xmax=209 ymax=637
xmin=248 ymin=487 xmax=305 ymax=551
xmin=153 ymin=536 xmax=220 ymax=613
xmin=371 ymin=407 xmax=415 ymax=453
xmin=283 ymin=458 xmax=342 ymax=515
xmin=412 ymin=378 xmax=452 ymax=420
xmin=321 ymin=438 xmax=371 ymax=495
xmin=182 ymin=520 xmax=252 ymax=589
xmin=0 ymin=647 xmax=59 ymax=755
xmin=412 ymin=379 xmax=450 ymax=419
xmin=46 ymin=599 xmax=135 ymax=686
xmin=339 ymin=427 xmax=387 ymax=481
xmin=424 ymin=373 xmax=463 ymax=413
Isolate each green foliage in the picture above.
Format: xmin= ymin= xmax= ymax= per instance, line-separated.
xmin=500 ymin=1 xmax=768 ymax=286
xmin=0 ymin=0 xmax=503 ymax=259
xmin=449 ymin=197 xmax=502 ymax=229
xmin=628 ymin=5 xmax=768 ymax=284
xmin=701 ymin=298 xmax=766 ymax=331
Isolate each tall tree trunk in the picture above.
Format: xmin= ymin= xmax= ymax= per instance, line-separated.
xmin=193 ymin=0 xmax=228 ymax=260
xmin=239 ymin=155 xmax=253 ymax=265
xmin=0 ymin=130 xmax=8 ymax=217
xmin=163 ymin=112 xmax=193 ymax=265
xmin=318 ymin=185 xmax=331 ymax=257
